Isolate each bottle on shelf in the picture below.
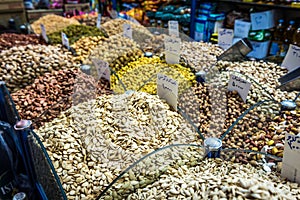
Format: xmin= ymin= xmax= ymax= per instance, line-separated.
xmin=284 ymin=20 xmax=296 ymax=45
xmin=292 ymin=26 xmax=300 ymax=47
xmin=269 ymin=19 xmax=285 ymax=56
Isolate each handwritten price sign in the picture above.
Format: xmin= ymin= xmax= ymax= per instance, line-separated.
xmin=123 ymin=24 xmax=132 ymax=39
xmin=96 ymin=13 xmax=101 ymax=29
xmin=282 ymin=44 xmax=300 ymax=71
xmin=61 ymin=32 xmax=70 ymax=49
xmin=40 ymin=24 xmax=48 ymax=43
xmin=282 ymin=133 xmax=300 ymax=184
xmin=234 ymin=20 xmax=251 ymax=38
xmin=250 ymin=10 xmax=275 ymax=31
xmin=228 ymin=74 xmax=251 ymax=102
xmin=218 ymin=28 xmax=234 ymax=50
xmin=164 ymin=35 xmax=181 ymax=64
xmin=91 ymin=58 xmax=110 ymax=81
xmin=168 ymin=20 xmax=179 ymax=37
xmin=157 ymin=73 xmax=178 ymax=110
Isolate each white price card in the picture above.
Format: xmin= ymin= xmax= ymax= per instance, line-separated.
xmin=234 ymin=20 xmax=251 ymax=38
xmin=157 ymin=73 xmax=178 ymax=111
xmin=91 ymin=58 xmax=110 ymax=81
xmin=281 ymin=133 xmax=300 ymax=184
xmin=128 ymin=16 xmax=140 ymax=25
xmin=168 ymin=20 xmax=179 ymax=37
xmin=96 ymin=13 xmax=101 ymax=29
xmin=282 ymin=44 xmax=300 ymax=71
xmin=61 ymin=32 xmax=70 ymax=49
xmin=164 ymin=35 xmax=181 ymax=64
xmin=123 ymin=24 xmax=132 ymax=39
xmin=250 ymin=10 xmax=275 ymax=31
xmin=218 ymin=28 xmax=234 ymax=50
xmin=110 ymin=9 xmax=118 ymax=19
xmin=40 ymin=24 xmax=48 ymax=43
xmin=228 ymin=74 xmax=251 ymax=102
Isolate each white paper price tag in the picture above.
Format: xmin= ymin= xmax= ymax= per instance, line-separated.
xmin=218 ymin=28 xmax=234 ymax=50
xmin=228 ymin=74 xmax=251 ymax=102
xmin=123 ymin=24 xmax=132 ymax=39
xmin=61 ymin=32 xmax=70 ymax=49
xmin=234 ymin=20 xmax=251 ymax=38
xmin=111 ymin=9 xmax=118 ymax=19
xmin=96 ymin=13 xmax=101 ymax=29
xmin=282 ymin=133 xmax=300 ymax=184
xmin=91 ymin=58 xmax=110 ymax=81
xmin=157 ymin=73 xmax=178 ymax=110
xmin=128 ymin=16 xmax=140 ymax=25
xmin=282 ymin=44 xmax=300 ymax=71
xmin=40 ymin=24 xmax=48 ymax=43
xmin=250 ymin=10 xmax=275 ymax=31
xmin=168 ymin=20 xmax=179 ymax=37
xmin=164 ymin=35 xmax=181 ymax=64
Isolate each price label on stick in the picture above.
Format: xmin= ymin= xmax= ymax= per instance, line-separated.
xmin=111 ymin=9 xmax=118 ymax=19
xmin=281 ymin=133 xmax=300 ymax=184
xmin=96 ymin=13 xmax=101 ymax=29
xmin=61 ymin=32 xmax=70 ymax=49
xmin=218 ymin=28 xmax=234 ymax=50
xmin=168 ymin=20 xmax=179 ymax=37
xmin=91 ymin=58 xmax=110 ymax=81
xmin=40 ymin=24 xmax=48 ymax=43
xmin=282 ymin=44 xmax=300 ymax=71
xmin=123 ymin=24 xmax=132 ymax=39
xmin=157 ymin=74 xmax=178 ymax=111
xmin=164 ymin=35 xmax=181 ymax=64
xmin=228 ymin=74 xmax=251 ymax=102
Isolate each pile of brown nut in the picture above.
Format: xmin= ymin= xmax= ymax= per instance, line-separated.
xmin=0 ymin=44 xmax=80 ymax=93
xmin=0 ymin=33 xmax=47 ymax=52
xmin=11 ymin=68 xmax=111 ymax=128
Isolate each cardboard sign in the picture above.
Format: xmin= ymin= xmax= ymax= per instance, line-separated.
xmin=40 ymin=24 xmax=48 ymax=43
xmin=61 ymin=32 xmax=69 ymax=49
xmin=282 ymin=133 xmax=300 ymax=184
xmin=164 ymin=35 xmax=181 ymax=64
xmin=123 ymin=24 xmax=132 ymax=39
xmin=228 ymin=74 xmax=251 ymax=102
xmin=250 ymin=10 xmax=275 ymax=31
xmin=247 ymin=40 xmax=270 ymax=59
xmin=282 ymin=44 xmax=300 ymax=71
xmin=218 ymin=28 xmax=234 ymax=50
xmin=96 ymin=13 xmax=101 ymax=29
xmin=157 ymin=74 xmax=178 ymax=110
xmin=234 ymin=20 xmax=251 ymax=38
xmin=168 ymin=20 xmax=179 ymax=37
xmin=91 ymin=58 xmax=110 ymax=81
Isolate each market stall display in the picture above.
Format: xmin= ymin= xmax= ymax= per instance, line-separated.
xmin=0 ymin=44 xmax=80 ymax=93
xmin=31 ymin=14 xmax=80 ymax=35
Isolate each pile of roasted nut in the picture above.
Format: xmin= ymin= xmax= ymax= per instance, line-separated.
xmin=0 ymin=16 xmax=298 ymax=199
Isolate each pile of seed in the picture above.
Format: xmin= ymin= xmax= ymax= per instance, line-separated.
xmin=0 ymin=44 xmax=79 ymax=92
xmin=102 ymin=18 xmax=152 ymax=38
xmin=101 ymin=152 xmax=300 ymax=199
xmin=87 ymin=34 xmax=143 ymax=71
xmin=0 ymin=33 xmax=47 ymax=52
xmin=48 ymin=25 xmax=108 ymax=45
xmin=111 ymin=56 xmax=196 ymax=94
xmin=71 ymin=36 xmax=106 ymax=63
xmin=181 ymin=41 xmax=223 ymax=71
xmin=36 ymin=92 xmax=199 ymax=199
xmin=79 ymin=15 xmax=111 ymax=27
xmin=11 ymin=68 xmax=111 ymax=128
xmin=31 ymin=14 xmax=80 ymax=35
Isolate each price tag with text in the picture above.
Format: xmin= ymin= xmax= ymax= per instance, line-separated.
xmin=40 ymin=24 xmax=48 ymax=43
xmin=123 ymin=24 xmax=132 ymax=39
xmin=168 ymin=20 xmax=179 ymax=37
xmin=234 ymin=20 xmax=251 ymax=38
xmin=218 ymin=28 xmax=234 ymax=50
xmin=282 ymin=44 xmax=300 ymax=71
xmin=164 ymin=35 xmax=181 ymax=64
xmin=96 ymin=13 xmax=101 ymax=29
xmin=61 ymin=32 xmax=70 ymax=49
xmin=228 ymin=74 xmax=251 ymax=102
xmin=250 ymin=10 xmax=275 ymax=31
xmin=281 ymin=133 xmax=300 ymax=184
xmin=111 ymin=9 xmax=118 ymax=19
xmin=128 ymin=16 xmax=140 ymax=25
xmin=157 ymin=73 xmax=178 ymax=110
xmin=91 ymin=58 xmax=110 ymax=81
